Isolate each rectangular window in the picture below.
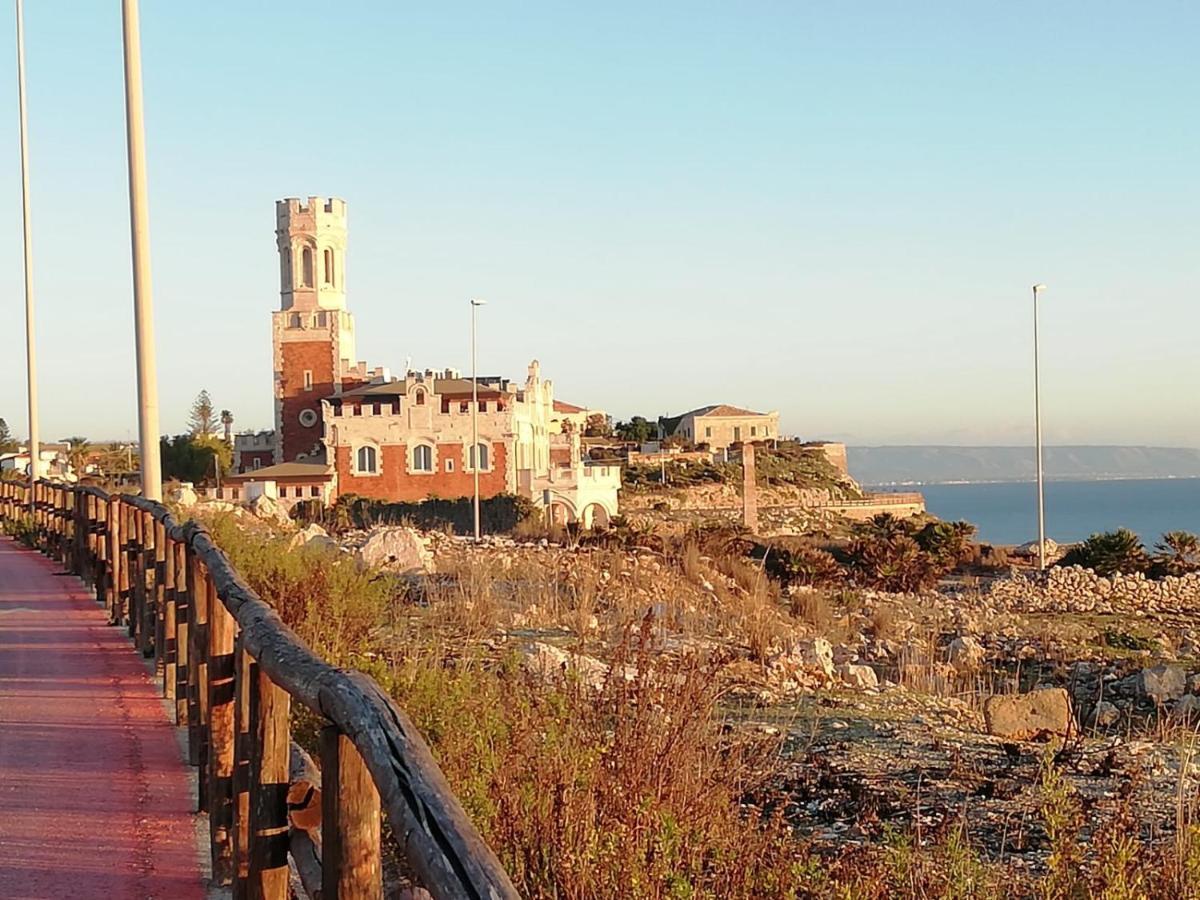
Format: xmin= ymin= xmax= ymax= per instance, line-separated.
xmin=232 ymin=489 xmax=240 ymax=500
xmin=734 ymin=427 xmax=741 ymax=441
xmin=705 ymin=427 xmax=711 ymax=438
xmin=478 ymin=401 xmax=487 ymax=413
xmin=303 ymin=370 xmax=313 ymax=391
xmin=310 ymin=486 xmax=320 ymax=497
xmin=279 ymin=487 xmax=288 ymax=498
xmin=445 ymin=459 xmax=455 ymax=473
xmin=460 ymin=401 xmax=469 ymax=414
xmin=252 ymin=458 xmax=261 ymax=470
xmin=751 ymin=426 xmax=757 ymax=436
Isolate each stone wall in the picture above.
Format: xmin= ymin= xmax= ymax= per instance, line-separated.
xmin=983 ymin=565 xmax=1200 ymax=614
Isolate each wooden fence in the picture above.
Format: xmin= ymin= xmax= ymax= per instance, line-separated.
xmin=0 ymin=480 xmax=519 ymax=900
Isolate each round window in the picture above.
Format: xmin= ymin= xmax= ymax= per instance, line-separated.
xmin=298 ymin=409 xmax=318 ymax=428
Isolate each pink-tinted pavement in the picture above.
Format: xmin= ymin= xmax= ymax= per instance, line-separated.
xmin=0 ymin=536 xmax=208 ymax=899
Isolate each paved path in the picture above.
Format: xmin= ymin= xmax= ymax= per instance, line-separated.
xmin=0 ymin=536 xmax=207 ymax=899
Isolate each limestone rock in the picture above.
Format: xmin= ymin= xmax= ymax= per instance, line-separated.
xmin=1174 ymin=694 xmax=1200 ymax=722
xmin=1090 ymin=700 xmax=1120 ymax=727
xmin=248 ymin=494 xmax=292 ymax=527
xmin=983 ymin=688 xmax=1071 ymax=741
xmin=357 ymin=527 xmax=435 ymax=574
xmin=837 ymin=662 xmax=878 ymax=689
xmin=947 ymin=635 xmax=986 ymax=671
xmin=167 ymin=482 xmax=199 ymax=508
xmin=1140 ymin=664 xmax=1187 ymax=704
xmin=522 ymin=642 xmax=611 ymax=691
xmin=797 ymin=638 xmax=835 ymax=679
xmin=288 ymin=523 xmax=338 ymax=553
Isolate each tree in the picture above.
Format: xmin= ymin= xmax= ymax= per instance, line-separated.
xmin=0 ymin=418 xmax=16 ymax=453
xmin=583 ymin=413 xmax=611 ymax=437
xmin=160 ymin=433 xmax=231 ymax=485
xmin=189 ymin=390 xmax=217 ymax=437
xmin=614 ymin=416 xmax=655 ymax=443
xmin=61 ymin=436 xmax=92 ymax=476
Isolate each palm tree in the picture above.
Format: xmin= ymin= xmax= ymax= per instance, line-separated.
xmin=220 ymin=409 xmax=234 ymax=443
xmin=1153 ymin=531 xmax=1200 ymax=577
xmin=61 ymin=436 xmax=92 ymax=478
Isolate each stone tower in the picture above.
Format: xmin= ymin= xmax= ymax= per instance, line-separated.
xmin=271 ymin=197 xmax=357 ymax=463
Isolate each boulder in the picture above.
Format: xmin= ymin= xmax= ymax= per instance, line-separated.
xmin=288 ymin=523 xmax=338 ymax=553
xmin=522 ymin=642 xmax=611 ymax=691
xmin=1140 ymin=664 xmax=1187 ymax=704
xmin=947 ymin=635 xmax=986 ymax=671
xmin=797 ymin=638 xmax=835 ymax=679
xmin=837 ymin=662 xmax=878 ymax=689
xmin=1174 ymin=694 xmax=1200 ymax=723
xmin=1089 ymin=700 xmax=1120 ymax=728
xmin=1014 ymin=538 xmax=1059 ymax=557
xmin=357 ymin=526 xmax=434 ymax=574
xmin=983 ymin=688 xmax=1071 ymax=741
xmin=167 ymin=482 xmax=199 ymax=508
xmin=248 ymin=494 xmax=292 ymax=527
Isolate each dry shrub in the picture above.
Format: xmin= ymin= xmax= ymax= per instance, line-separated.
xmin=790 ymin=589 xmax=833 ymax=632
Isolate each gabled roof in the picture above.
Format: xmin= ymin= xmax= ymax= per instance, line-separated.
xmin=685 ymin=404 xmax=768 ymax=418
xmin=553 ymin=400 xmax=587 ymax=414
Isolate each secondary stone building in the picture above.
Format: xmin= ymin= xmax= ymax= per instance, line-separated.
xmin=662 ymin=404 xmax=781 ymax=452
xmin=233 ymin=197 xmax=619 ymax=525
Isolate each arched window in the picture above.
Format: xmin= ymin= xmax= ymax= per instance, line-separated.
xmin=469 ymin=443 xmax=489 ymax=471
xmin=412 ymin=444 xmax=433 ymax=472
xmin=289 ymin=313 xmax=301 ymax=328
xmin=414 ymin=388 xmax=426 ymax=406
xmin=324 ymin=248 xmax=334 ymax=285
xmin=356 ymin=445 xmax=378 ymax=474
xmin=302 ymin=247 xmax=314 ymax=287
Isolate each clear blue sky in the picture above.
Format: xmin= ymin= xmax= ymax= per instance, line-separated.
xmin=1 ymin=2 xmax=1197 ymax=447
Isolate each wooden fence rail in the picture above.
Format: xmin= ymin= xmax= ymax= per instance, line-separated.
xmin=0 ymin=480 xmax=519 ymax=900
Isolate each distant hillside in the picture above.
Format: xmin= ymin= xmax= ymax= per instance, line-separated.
xmin=849 ymin=446 xmax=1200 ymax=485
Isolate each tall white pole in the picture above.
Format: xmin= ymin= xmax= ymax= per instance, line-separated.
xmin=1033 ymin=284 xmax=1046 ymax=571
xmin=14 ymin=0 xmax=38 ymax=507
xmin=471 ymin=299 xmax=482 ymax=542
xmin=121 ymin=0 xmax=162 ymax=501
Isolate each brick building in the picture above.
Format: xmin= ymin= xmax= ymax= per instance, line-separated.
xmin=234 ymin=197 xmax=619 ymax=525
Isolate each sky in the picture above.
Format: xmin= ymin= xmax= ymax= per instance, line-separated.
xmin=0 ymin=2 xmax=1197 ymax=448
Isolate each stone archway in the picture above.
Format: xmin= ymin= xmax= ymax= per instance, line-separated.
xmin=548 ymin=501 xmax=576 ymax=527
xmin=581 ymin=503 xmax=611 ymax=530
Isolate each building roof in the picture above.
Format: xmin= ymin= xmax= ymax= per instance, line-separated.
xmin=552 ymin=400 xmax=587 ymax=414
xmin=685 ymin=404 xmax=769 ymax=418
xmin=227 ymin=462 xmax=333 ymax=481
xmin=337 ymin=377 xmax=510 ymax=399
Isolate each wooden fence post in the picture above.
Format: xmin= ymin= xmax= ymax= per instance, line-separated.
xmin=109 ymin=499 xmax=123 ymax=624
xmin=173 ymin=539 xmax=190 ymax=725
xmin=139 ymin=511 xmax=156 ymax=657
xmin=163 ymin=531 xmax=177 ymax=705
xmin=233 ymin=640 xmax=252 ymax=899
xmin=190 ymin=554 xmax=210 ymax=790
xmin=321 ymin=726 xmax=383 ymax=899
xmin=153 ymin=518 xmax=167 ymax=673
xmin=208 ymin=572 xmax=237 ymax=885
xmin=249 ymin=668 xmax=290 ymax=900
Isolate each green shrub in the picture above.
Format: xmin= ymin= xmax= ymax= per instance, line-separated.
xmin=1058 ymin=528 xmax=1149 ymax=577
xmin=293 ymin=492 xmax=537 ymax=536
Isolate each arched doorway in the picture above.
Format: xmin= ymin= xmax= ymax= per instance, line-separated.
xmin=581 ymin=503 xmax=611 ymax=530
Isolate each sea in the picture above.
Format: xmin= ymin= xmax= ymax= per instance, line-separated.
xmin=875 ymin=478 xmax=1200 ymax=546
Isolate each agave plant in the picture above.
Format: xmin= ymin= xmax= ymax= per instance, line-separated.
xmin=1059 ymin=528 xmax=1149 ymax=577
xmin=1151 ymin=531 xmax=1200 ymax=578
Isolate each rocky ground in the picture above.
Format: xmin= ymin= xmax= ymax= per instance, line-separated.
xmin=182 ymin=490 xmax=1200 ymax=878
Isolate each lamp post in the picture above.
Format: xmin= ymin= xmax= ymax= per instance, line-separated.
xmin=470 ymin=298 xmax=486 ymax=542
xmin=14 ymin=0 xmax=39 ymax=508
xmin=1032 ymin=283 xmax=1048 ymax=570
xmin=121 ymin=0 xmax=163 ymax=501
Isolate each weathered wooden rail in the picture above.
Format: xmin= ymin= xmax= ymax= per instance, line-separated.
xmin=0 ymin=480 xmax=519 ymax=900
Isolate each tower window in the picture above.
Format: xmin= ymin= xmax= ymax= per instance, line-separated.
xmin=324 ymin=248 xmax=334 ymax=285
xmin=356 ymin=445 xmax=378 ymax=474
xmin=281 ymin=247 xmax=292 ymax=290
xmin=303 ymin=370 xmax=313 ymax=391
xmin=289 ymin=313 xmax=301 ymax=328
xmin=301 ymin=246 xmax=314 ymax=287
xmin=414 ymin=388 xmax=426 ymax=406
xmin=412 ymin=444 xmax=433 ymax=472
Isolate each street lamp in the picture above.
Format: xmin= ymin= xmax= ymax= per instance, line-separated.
xmin=1032 ymin=283 xmax=1048 ymax=570
xmin=121 ymin=0 xmax=163 ymax=501
xmin=470 ymin=298 xmax=486 ymax=542
xmin=14 ymin=0 xmax=39 ymax=509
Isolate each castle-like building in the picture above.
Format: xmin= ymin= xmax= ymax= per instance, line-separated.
xmin=230 ymin=197 xmax=619 ymax=527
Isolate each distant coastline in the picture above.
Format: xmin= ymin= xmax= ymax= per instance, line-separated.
xmin=867 ymin=475 xmax=1200 ymax=488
